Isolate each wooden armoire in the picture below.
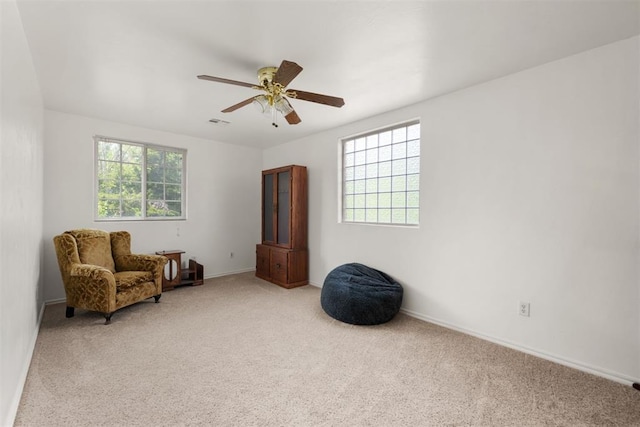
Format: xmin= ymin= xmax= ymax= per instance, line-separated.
xmin=256 ymin=165 xmax=308 ymax=288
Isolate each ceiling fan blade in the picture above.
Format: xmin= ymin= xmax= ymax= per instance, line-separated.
xmin=289 ymin=89 xmax=345 ymax=108
xmin=281 ymin=98 xmax=301 ymax=124
xmin=285 ymin=110 xmax=301 ymax=125
xmin=222 ymin=97 xmax=256 ymax=113
xmin=197 ymin=75 xmax=255 ymax=88
xmin=273 ymin=60 xmax=303 ymax=87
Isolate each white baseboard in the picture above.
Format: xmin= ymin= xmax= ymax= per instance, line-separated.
xmin=400 ymin=308 xmax=639 ymax=387
xmin=310 ymin=282 xmax=632 ymax=384
xmin=204 ymin=268 xmax=255 ymax=279
xmin=4 ymin=301 xmax=45 ymax=427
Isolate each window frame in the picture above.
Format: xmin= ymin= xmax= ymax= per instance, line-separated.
xmin=94 ymin=135 xmax=187 ymax=221
xmin=339 ymin=119 xmax=420 ymax=226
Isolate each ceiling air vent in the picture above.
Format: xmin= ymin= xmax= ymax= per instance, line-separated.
xmin=209 ymin=118 xmax=230 ymax=125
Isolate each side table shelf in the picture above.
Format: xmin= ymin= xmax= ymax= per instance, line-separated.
xmin=156 ymin=250 xmax=204 ymax=291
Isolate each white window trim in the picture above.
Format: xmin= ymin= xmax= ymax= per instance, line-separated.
xmin=94 ymin=135 xmax=187 ymax=221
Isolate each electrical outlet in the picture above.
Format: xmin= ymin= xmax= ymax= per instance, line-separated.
xmin=519 ymin=302 xmax=530 ymax=317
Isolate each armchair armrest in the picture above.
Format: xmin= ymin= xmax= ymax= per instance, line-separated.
xmin=68 ymin=264 xmax=116 ymax=291
xmin=70 ymin=263 xmax=114 ymax=279
xmin=66 ymin=263 xmax=117 ymax=313
xmin=115 ymin=254 xmax=167 ymax=273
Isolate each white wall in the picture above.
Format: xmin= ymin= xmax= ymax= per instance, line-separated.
xmin=264 ymin=37 xmax=640 ymax=382
xmin=0 ymin=1 xmax=45 ymax=425
xmin=43 ymin=110 xmax=262 ymax=301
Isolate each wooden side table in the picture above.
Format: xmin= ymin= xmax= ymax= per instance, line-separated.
xmin=156 ymin=250 xmax=184 ymax=291
xmin=155 ymin=250 xmax=205 ymax=292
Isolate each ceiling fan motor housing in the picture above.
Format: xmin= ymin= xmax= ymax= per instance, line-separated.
xmin=257 ymin=66 xmax=278 ymax=87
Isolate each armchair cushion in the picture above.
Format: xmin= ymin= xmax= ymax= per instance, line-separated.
xmin=68 ymin=229 xmax=116 ymax=273
xmin=114 ymin=271 xmax=154 ymax=291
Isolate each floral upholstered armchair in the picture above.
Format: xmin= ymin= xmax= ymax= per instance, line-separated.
xmin=53 ymin=229 xmax=168 ymax=324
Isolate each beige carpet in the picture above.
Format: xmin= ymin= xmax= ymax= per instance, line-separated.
xmin=15 ymin=272 xmax=640 ymax=426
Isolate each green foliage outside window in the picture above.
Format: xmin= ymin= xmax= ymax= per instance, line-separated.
xmin=96 ymin=138 xmax=185 ymax=219
xmin=146 ymin=148 xmax=183 ymax=217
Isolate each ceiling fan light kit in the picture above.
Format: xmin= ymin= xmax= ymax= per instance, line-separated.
xmin=252 ymin=94 xmax=295 ymax=128
xmin=198 ymin=60 xmax=345 ymax=127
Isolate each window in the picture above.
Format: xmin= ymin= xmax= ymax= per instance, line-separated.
xmin=95 ymin=136 xmax=186 ymax=220
xmin=342 ymin=120 xmax=420 ymax=225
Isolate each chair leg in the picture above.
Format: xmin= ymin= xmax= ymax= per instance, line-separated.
xmin=104 ymin=313 xmax=113 ymax=325
xmin=154 ymin=294 xmax=161 ymax=303
xmin=66 ymin=306 xmax=75 ymax=318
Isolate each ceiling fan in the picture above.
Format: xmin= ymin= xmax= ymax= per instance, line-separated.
xmin=198 ymin=60 xmax=345 ymax=127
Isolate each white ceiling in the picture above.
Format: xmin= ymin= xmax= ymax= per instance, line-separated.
xmin=16 ymin=0 xmax=640 ymax=149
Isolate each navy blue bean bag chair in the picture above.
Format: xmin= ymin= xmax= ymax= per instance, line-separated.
xmin=321 ymin=263 xmax=403 ymax=325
